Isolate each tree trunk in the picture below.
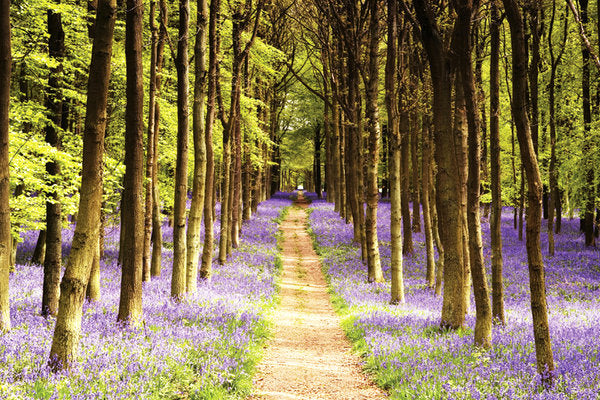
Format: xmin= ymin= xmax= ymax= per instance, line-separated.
xmin=411 ymin=114 xmax=421 ymax=233
xmin=200 ymin=0 xmax=218 ymax=279
xmin=151 ymin=0 xmax=167 ymax=278
xmin=43 ymin=6 xmax=65 ymax=318
xmin=171 ymin=0 xmax=190 ymax=299
xmin=0 ymin=0 xmax=12 ymax=331
xmin=314 ymin=123 xmax=322 ymax=199
xmin=456 ymin=0 xmax=492 ymax=348
xmin=143 ymin=0 xmax=158 ymax=283
xmin=400 ymin=111 xmax=413 ymax=255
xmin=49 ymin=0 xmax=115 ymax=368
xmin=364 ymin=0 xmax=383 ymax=284
xmin=490 ymin=1 xmax=505 ymax=324
xmin=118 ymin=0 xmax=144 ymax=326
xmin=32 ymin=230 xmax=47 ymax=265
xmin=414 ymin=0 xmax=467 ymax=329
xmin=185 ymin=0 xmax=208 ymax=294
xmin=502 ymin=0 xmax=555 ymax=383
xmin=579 ymin=0 xmax=596 ymax=247
xmin=422 ymin=118 xmax=435 ymax=288
xmin=85 ymin=236 xmax=100 ymax=301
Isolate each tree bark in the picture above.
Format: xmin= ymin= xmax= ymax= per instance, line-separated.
xmin=185 ymin=0 xmax=208 ymax=294
xmin=143 ymin=0 xmax=158 ymax=283
xmin=118 ymin=0 xmax=144 ymax=326
xmin=414 ymin=0 xmax=467 ymax=329
xmin=151 ymin=0 xmax=167 ymax=278
xmin=422 ymin=118 xmax=435 ymax=288
xmin=32 ymin=230 xmax=47 ymax=265
xmin=0 ymin=0 xmax=12 ymax=332
xmin=364 ymin=0 xmax=383 ymax=283
xmin=502 ymin=0 xmax=555 ymax=383
xmin=171 ymin=0 xmax=190 ymax=299
xmin=490 ymin=0 xmax=505 ymax=324
xmin=42 ymin=5 xmax=65 ymax=318
xmin=49 ymin=0 xmax=115 ymax=368
xmin=456 ymin=0 xmax=492 ymax=348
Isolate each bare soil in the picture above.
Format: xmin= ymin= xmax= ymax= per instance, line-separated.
xmin=248 ymin=193 xmax=387 ymax=400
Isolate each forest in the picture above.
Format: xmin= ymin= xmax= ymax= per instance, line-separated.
xmin=0 ymin=0 xmax=599 ymax=398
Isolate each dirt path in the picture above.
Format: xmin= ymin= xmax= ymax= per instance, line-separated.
xmin=249 ymin=193 xmax=387 ymax=400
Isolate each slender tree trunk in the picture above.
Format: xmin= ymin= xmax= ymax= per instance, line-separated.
xmin=579 ymin=0 xmax=596 ymax=247
xmin=143 ymin=0 xmax=158 ymax=283
xmin=32 ymin=230 xmax=46 ymax=265
xmin=171 ymin=0 xmax=190 ymax=299
xmin=502 ymin=0 xmax=555 ymax=383
xmin=490 ymin=1 xmax=505 ymax=324
xmin=422 ymin=118 xmax=435 ymax=288
xmin=411 ymin=115 xmax=421 ymax=233
xmin=365 ymin=0 xmax=383 ymax=283
xmin=85 ymin=236 xmax=100 ymax=301
xmin=118 ymin=0 xmax=144 ymax=326
xmin=456 ymin=0 xmax=492 ymax=348
xmin=49 ymin=0 xmax=115 ymax=367
xmin=151 ymin=0 xmax=167 ymax=278
xmin=185 ymin=0 xmax=208 ymax=294
xmin=200 ymin=0 xmax=219 ymax=280
xmin=43 ymin=6 xmax=65 ymax=318
xmin=314 ymin=124 xmax=322 ymax=199
xmin=400 ymin=111 xmax=413 ymax=255
xmin=0 ymin=0 xmax=12 ymax=332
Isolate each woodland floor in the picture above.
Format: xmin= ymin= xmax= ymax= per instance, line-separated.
xmin=249 ymin=193 xmax=387 ymax=400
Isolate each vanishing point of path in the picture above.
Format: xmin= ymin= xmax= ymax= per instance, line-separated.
xmin=249 ymin=193 xmax=387 ymax=400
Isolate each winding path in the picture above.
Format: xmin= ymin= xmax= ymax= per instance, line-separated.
xmin=249 ymin=193 xmax=387 ymax=400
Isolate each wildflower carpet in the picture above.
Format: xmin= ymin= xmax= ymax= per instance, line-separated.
xmin=250 ymin=192 xmax=386 ymax=400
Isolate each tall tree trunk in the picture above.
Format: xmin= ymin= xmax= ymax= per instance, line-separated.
xmin=414 ymin=0 xmax=467 ymax=329
xmin=171 ymin=0 xmax=190 ymax=299
xmin=411 ymin=114 xmax=421 ymax=233
xmin=85 ymin=236 xmax=100 ymax=301
xmin=200 ymin=0 xmax=219 ymax=280
xmin=456 ymin=0 xmax=492 ymax=348
xmin=185 ymin=0 xmax=208 ymax=294
xmin=32 ymin=230 xmax=46 ymax=265
xmin=364 ymin=0 xmax=383 ymax=284
xmin=314 ymin=124 xmax=322 ymax=199
xmin=502 ymin=0 xmax=555 ymax=383
xmin=143 ymin=0 xmax=158 ymax=283
xmin=151 ymin=0 xmax=167 ymax=278
xmin=386 ymin=0 xmax=403 ymax=303
xmin=0 ymin=0 xmax=12 ymax=332
xmin=422 ymin=118 xmax=435 ymax=288
xmin=490 ymin=0 xmax=505 ymax=324
xmin=118 ymin=0 xmax=144 ymax=326
xmin=400 ymin=111 xmax=413 ymax=255
xmin=43 ymin=6 xmax=65 ymax=318
xmin=579 ymin=0 xmax=596 ymax=247
xmin=49 ymin=0 xmax=115 ymax=368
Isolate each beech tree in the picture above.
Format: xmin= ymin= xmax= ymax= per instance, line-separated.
xmin=49 ymin=0 xmax=116 ymax=368
xmin=0 ymin=0 xmax=11 ymax=332
xmin=502 ymin=0 xmax=555 ymax=384
xmin=118 ymin=0 xmax=144 ymax=326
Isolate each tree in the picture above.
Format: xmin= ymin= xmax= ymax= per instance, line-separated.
xmin=42 ymin=2 xmax=66 ymax=318
xmin=49 ymin=0 xmax=116 ymax=369
xmin=454 ymin=0 xmax=492 ymax=348
xmin=502 ymin=0 xmax=555 ymax=384
xmin=200 ymin=0 xmax=219 ymax=280
xmin=386 ymin=0 xmax=404 ymax=303
xmin=171 ymin=0 xmax=190 ymax=299
xmin=186 ymin=0 xmax=208 ymax=294
xmin=0 ymin=0 xmax=12 ymax=332
xmin=489 ymin=0 xmax=505 ymax=324
xmin=413 ymin=0 xmax=468 ymax=329
xmin=118 ymin=0 xmax=144 ymax=326
xmin=364 ymin=0 xmax=384 ymax=283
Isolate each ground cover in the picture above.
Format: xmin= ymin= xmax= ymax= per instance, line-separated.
xmin=307 ymin=194 xmax=600 ymax=399
xmin=0 ymin=193 xmax=291 ymax=399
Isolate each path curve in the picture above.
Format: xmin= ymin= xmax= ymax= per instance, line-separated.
xmin=249 ymin=193 xmax=387 ymax=400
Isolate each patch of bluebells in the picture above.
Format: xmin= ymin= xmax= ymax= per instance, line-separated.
xmin=307 ymin=195 xmax=600 ymax=399
xmin=0 ymin=192 xmax=291 ymax=399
